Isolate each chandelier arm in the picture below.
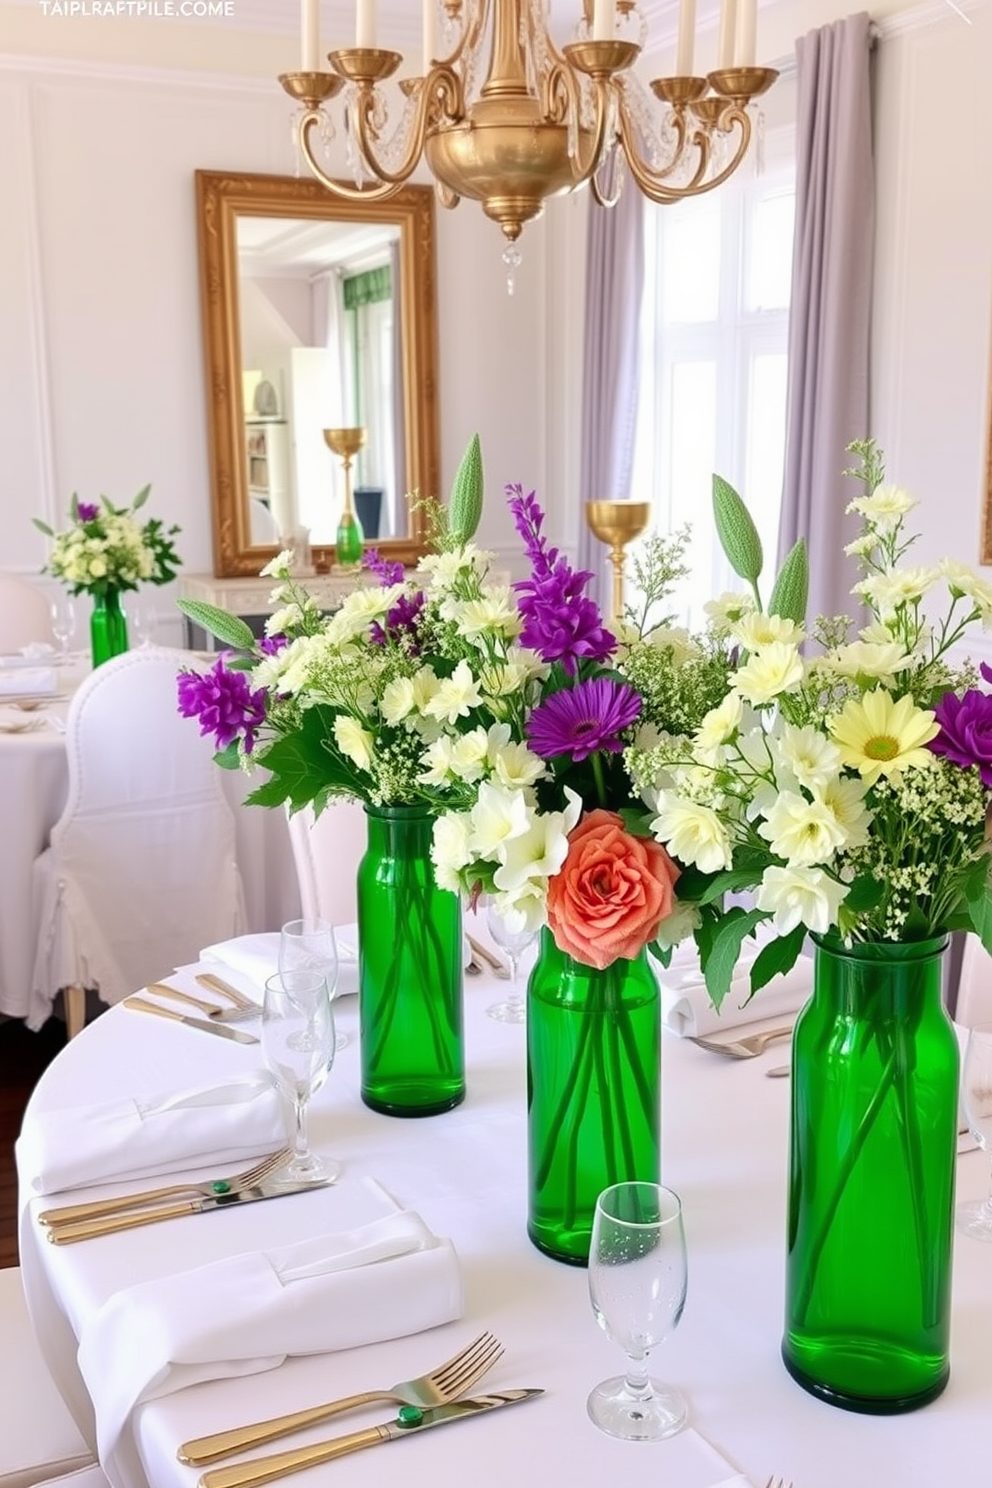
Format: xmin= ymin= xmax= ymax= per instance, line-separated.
xmin=615 ymin=100 xmax=754 ymax=204
xmin=348 ymin=65 xmax=464 ymax=188
xmin=563 ymin=75 xmax=621 ymax=192
xmin=297 ymin=112 xmax=407 ymax=203
xmin=589 ymin=155 xmax=623 ymax=210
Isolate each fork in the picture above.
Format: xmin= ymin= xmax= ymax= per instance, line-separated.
xmin=37 ymin=1146 xmax=292 ymax=1228
xmin=689 ymin=1025 xmax=794 ymax=1059
xmin=176 ymin=1329 xmax=505 ymax=1466
xmin=144 ymin=983 xmax=257 ymax=1023
xmin=764 ymin=1477 xmax=793 ymax=1488
xmin=195 ymin=972 xmax=260 ymax=1011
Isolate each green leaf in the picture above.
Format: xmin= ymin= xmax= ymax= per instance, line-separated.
xmin=176 ymin=599 xmax=256 ymax=651
xmin=712 ymin=474 xmax=763 ymax=585
xmin=448 ymin=434 xmax=483 ymax=543
xmin=249 ymin=707 xmax=364 ymax=810
xmin=767 ymin=538 xmax=808 ymax=626
xmin=31 ymin=518 xmax=55 ymax=537
xmin=748 ymin=923 xmax=805 ymax=995
xmin=132 ymin=483 xmax=151 ymax=511
xmin=840 ymin=874 xmax=885 ymax=914
xmin=212 ymin=740 xmax=243 ymax=771
xmin=966 ymin=881 xmax=992 ymax=954
xmin=699 ymin=907 xmax=766 ymax=1010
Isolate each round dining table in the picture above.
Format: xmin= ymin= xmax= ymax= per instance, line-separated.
xmin=15 ymin=952 xmax=992 ymax=1488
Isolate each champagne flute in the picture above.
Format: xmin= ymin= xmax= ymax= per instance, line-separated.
xmin=484 ymin=896 xmax=537 ymax=1024
xmin=956 ymin=1021 xmax=992 ymax=1241
xmin=279 ymin=916 xmax=348 ymax=1050
xmin=587 ymin=1181 xmax=689 ymax=1441
xmin=49 ymin=595 xmax=75 ymax=662
xmin=261 ymin=969 xmax=339 ymax=1184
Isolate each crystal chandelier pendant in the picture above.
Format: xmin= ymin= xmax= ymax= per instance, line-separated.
xmin=502 ymin=243 xmax=522 ymax=296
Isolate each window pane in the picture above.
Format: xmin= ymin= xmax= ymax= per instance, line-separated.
xmin=746 ymin=191 xmax=795 ymax=311
xmin=744 ymin=352 xmax=789 ymax=565
xmin=668 ymin=362 xmax=718 ymax=627
xmin=662 ymin=202 xmax=720 ymax=324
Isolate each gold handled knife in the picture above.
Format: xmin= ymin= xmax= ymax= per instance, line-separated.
xmin=46 ymin=1175 xmax=328 ymax=1244
xmin=197 ymin=1391 xmax=543 ymax=1488
xmin=123 ymin=996 xmax=259 ymax=1044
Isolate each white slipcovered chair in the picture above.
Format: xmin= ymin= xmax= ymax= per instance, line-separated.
xmin=29 ymin=647 xmax=246 ymax=1036
xmin=0 ymin=1267 xmax=94 ymax=1488
xmin=954 ymin=933 xmax=992 ymax=1028
xmin=286 ymin=799 xmax=366 ymax=926
xmin=0 ymin=576 xmax=51 ymax=654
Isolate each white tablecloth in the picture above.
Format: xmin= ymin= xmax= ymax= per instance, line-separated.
xmin=0 ymin=659 xmax=300 ymax=1021
xmin=15 ymin=960 xmax=992 ymax=1488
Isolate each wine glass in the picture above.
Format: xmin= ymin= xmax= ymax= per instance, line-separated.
xmin=49 ymin=595 xmax=75 ymax=661
xmin=130 ymin=593 xmax=157 ymax=648
xmin=956 ymin=1021 xmax=992 ymax=1241
xmin=587 ymin=1181 xmax=689 ymax=1441
xmin=279 ymin=916 xmax=348 ymax=1049
xmin=261 ymin=968 xmax=339 ymax=1185
xmin=484 ymin=896 xmax=538 ymax=1024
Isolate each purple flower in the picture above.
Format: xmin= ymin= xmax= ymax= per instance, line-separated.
xmin=76 ymin=502 xmax=100 ymax=523
xmin=929 ymin=685 xmax=992 ymax=786
xmin=364 ymin=548 xmax=406 ymax=587
xmin=259 ymin=634 xmax=288 ymax=656
xmin=177 ymin=659 xmax=267 ymax=754
xmin=370 ymin=591 xmax=426 ymax=649
xmin=526 ymin=677 xmax=642 ymax=763
xmin=506 ymin=484 xmax=615 ymax=674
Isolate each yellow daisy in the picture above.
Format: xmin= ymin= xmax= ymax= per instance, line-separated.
xmin=827 ymin=688 xmax=938 ymax=784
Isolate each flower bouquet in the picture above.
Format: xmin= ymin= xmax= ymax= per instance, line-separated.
xmin=34 ymin=487 xmax=182 ymax=666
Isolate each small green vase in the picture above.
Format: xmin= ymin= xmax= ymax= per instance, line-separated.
xmin=782 ymin=933 xmax=958 ymax=1413
xmin=527 ymin=928 xmax=660 ymax=1265
xmin=90 ymin=587 xmax=129 ymax=667
xmin=357 ymin=803 xmax=465 ymax=1117
xmin=336 ymin=511 xmax=365 ymax=567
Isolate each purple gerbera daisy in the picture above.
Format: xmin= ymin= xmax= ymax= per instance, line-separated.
xmin=177 ymin=658 xmax=267 ymax=754
xmin=526 ymin=677 xmax=642 ymax=763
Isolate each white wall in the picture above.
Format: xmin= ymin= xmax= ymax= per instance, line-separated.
xmin=0 ymin=0 xmax=990 ymax=646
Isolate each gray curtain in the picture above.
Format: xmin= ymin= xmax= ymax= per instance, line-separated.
xmin=578 ymin=182 xmax=644 ymax=612
xmin=777 ymin=12 xmax=875 ymax=630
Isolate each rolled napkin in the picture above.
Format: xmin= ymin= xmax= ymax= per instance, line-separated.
xmin=16 ymin=1071 xmax=286 ymax=1195
xmin=658 ymin=936 xmax=813 ymax=1039
xmin=199 ymin=927 xmax=360 ymax=1000
xmin=0 ymin=665 xmax=58 ymax=696
xmin=76 ymin=1184 xmax=462 ymax=1487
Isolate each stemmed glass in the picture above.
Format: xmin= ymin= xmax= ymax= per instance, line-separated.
xmin=587 ymin=1181 xmax=689 ymax=1441
xmin=484 ymin=896 xmax=537 ymax=1024
xmin=49 ymin=595 xmax=75 ymax=662
xmin=279 ymin=916 xmax=348 ymax=1050
xmin=956 ymin=1021 xmax=992 ymax=1241
xmin=261 ymin=968 xmax=339 ymax=1185
xmin=130 ymin=594 xmax=157 ymax=648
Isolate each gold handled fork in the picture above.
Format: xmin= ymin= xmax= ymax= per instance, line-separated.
xmin=196 ymin=973 xmax=259 ymax=1010
xmin=145 ymin=983 xmax=256 ymax=1023
xmin=689 ymin=1025 xmax=794 ymax=1060
xmin=38 ymin=1147 xmax=291 ymax=1228
xmin=177 ymin=1330 xmax=505 ymax=1466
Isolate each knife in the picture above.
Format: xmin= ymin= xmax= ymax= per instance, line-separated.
xmin=197 ymin=1391 xmax=544 ymax=1488
xmin=123 ymin=995 xmax=259 ymax=1044
xmin=46 ymin=1175 xmax=329 ymax=1245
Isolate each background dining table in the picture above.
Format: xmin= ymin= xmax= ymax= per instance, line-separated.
xmin=0 ymin=654 xmax=300 ymax=1023
xmin=14 ymin=946 xmax=992 ymax=1488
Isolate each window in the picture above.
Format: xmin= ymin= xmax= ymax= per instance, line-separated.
xmin=630 ymin=129 xmax=795 ymax=627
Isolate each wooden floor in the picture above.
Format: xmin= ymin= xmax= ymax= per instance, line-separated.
xmin=0 ymin=1017 xmax=67 ymax=1267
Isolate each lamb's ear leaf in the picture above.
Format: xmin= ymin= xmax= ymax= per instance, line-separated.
xmin=768 ymin=539 xmax=808 ymax=626
xmin=448 ymin=434 xmax=483 ymax=543
xmin=176 ymin=599 xmax=256 ymax=651
xmin=712 ymin=474 xmax=763 ymax=584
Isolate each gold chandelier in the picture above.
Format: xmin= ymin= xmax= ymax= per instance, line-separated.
xmin=279 ymin=0 xmax=777 ymax=249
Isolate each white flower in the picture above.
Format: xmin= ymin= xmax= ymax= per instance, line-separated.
xmin=468 ymin=781 xmax=533 ymax=860
xmin=757 ymin=791 xmax=848 ymax=867
xmin=325 ymin=584 xmax=404 ymax=645
xmin=333 ymin=715 xmax=374 ymax=773
xmin=703 ymin=590 xmax=757 ymax=637
xmin=419 ymin=736 xmax=457 ymax=787
xmin=694 ymin=693 xmax=743 ymax=754
xmin=251 ymin=635 xmax=309 ymax=692
xmin=449 ymin=728 xmax=491 ymax=783
xmin=846 ymin=483 xmax=917 ymax=528
xmin=824 ymin=640 xmax=916 ymax=684
xmin=488 ymin=729 xmax=545 ymax=790
xmin=653 ymin=896 xmax=702 ymax=949
xmin=732 ymin=643 xmax=804 ymax=705
xmin=854 ymin=567 xmax=938 ymax=616
xmin=381 ymin=676 xmax=417 ymax=727
xmin=431 ymin=811 xmax=474 ymax=891
xmin=939 ymin=559 xmax=992 ymax=624
xmin=772 ymin=724 xmax=842 ymax=794
xmin=424 ymin=659 xmax=484 ymax=725
xmin=756 ymin=865 xmax=848 ymax=935
xmin=260 ymin=550 xmax=293 ymax=579
xmin=730 ymin=613 xmax=806 ymax=651
xmin=440 ymin=589 xmax=522 ymax=642
xmin=651 ymin=794 xmax=733 ymax=874
xmin=819 ymin=774 xmax=872 ymax=851
xmin=267 ymin=603 xmax=304 ymax=636
xmin=493 ymin=790 xmax=582 ymax=895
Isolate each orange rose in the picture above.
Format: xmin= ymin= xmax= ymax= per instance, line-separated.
xmin=546 ymin=809 xmax=680 ymax=971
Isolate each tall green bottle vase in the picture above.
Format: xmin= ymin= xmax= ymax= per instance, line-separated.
xmin=782 ymin=933 xmax=958 ymax=1413
xmin=356 ymin=803 xmax=465 ymax=1117
xmin=90 ymin=587 xmax=129 ymax=668
xmin=527 ymin=929 xmax=661 ymax=1265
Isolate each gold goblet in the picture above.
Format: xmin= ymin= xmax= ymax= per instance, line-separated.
xmin=585 ymin=500 xmax=651 ymax=627
xmin=324 ymin=426 xmax=367 ymax=567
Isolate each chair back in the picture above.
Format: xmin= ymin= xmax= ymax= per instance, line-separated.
xmin=954 ymin=933 xmax=992 ymax=1028
xmin=41 ymin=647 xmax=245 ymax=1008
xmin=0 ymin=575 xmax=51 ymax=653
xmin=286 ymin=800 xmax=366 ymax=927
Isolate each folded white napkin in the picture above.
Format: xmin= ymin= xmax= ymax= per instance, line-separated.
xmin=0 ymin=665 xmax=57 ymax=696
xmin=658 ymin=935 xmax=813 ymax=1039
xmin=200 ymin=927 xmax=360 ymax=1000
xmin=76 ymin=1182 xmax=462 ymax=1487
xmin=16 ymin=1071 xmax=286 ymax=1195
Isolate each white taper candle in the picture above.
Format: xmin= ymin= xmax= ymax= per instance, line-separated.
xmin=423 ymin=0 xmax=438 ymax=69
xmin=356 ymin=0 xmax=376 ymax=49
xmin=717 ymin=0 xmax=737 ymax=69
xmin=592 ymin=0 xmax=614 ymax=41
xmin=676 ymin=0 xmax=696 ymax=76
xmin=735 ymin=0 xmax=756 ymax=66
xmin=301 ymin=0 xmax=319 ymax=71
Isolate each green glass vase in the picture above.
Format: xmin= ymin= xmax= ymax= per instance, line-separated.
xmin=782 ymin=933 xmax=958 ymax=1413
xmin=357 ymin=803 xmax=465 ymax=1117
xmin=336 ymin=511 xmax=365 ymax=567
xmin=527 ymin=928 xmax=660 ymax=1265
xmin=90 ymin=587 xmax=129 ymax=668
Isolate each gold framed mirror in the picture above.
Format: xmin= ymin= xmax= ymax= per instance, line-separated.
xmin=195 ymin=169 xmax=439 ymax=578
